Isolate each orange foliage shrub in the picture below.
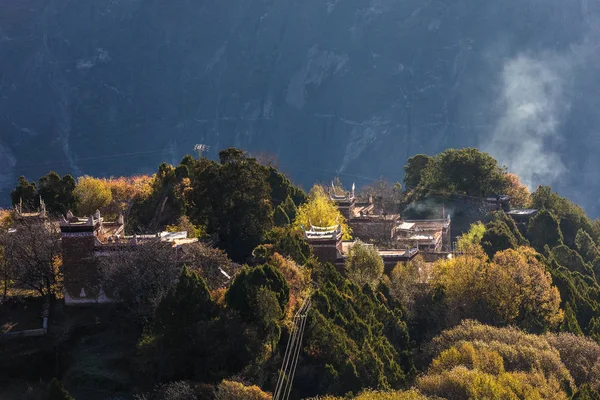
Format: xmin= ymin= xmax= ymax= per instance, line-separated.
xmin=74 ymin=175 xmax=153 ymax=218
xmin=215 ymin=380 xmax=271 ymax=400
xmin=268 ymin=252 xmax=311 ymax=320
xmin=211 ymin=287 xmax=227 ymax=307
xmin=105 ymin=175 xmax=153 ymax=217
xmin=0 ymin=209 xmax=13 ymax=230
xmin=504 ymin=173 xmax=532 ymax=208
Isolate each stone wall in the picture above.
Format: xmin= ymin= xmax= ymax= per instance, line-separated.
xmin=350 ymin=218 xmax=396 ymax=244
xmin=62 ymin=233 xmax=101 ymax=300
xmin=309 ymin=239 xmax=342 ymax=264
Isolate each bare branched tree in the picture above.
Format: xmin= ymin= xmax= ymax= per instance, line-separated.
xmin=0 ymin=218 xmax=62 ymax=298
xmin=358 ymin=178 xmax=403 ymax=214
xmin=252 ymin=151 xmax=280 ymax=169
xmin=99 ymin=241 xmax=181 ymax=314
xmin=183 ymin=242 xmax=239 ymax=290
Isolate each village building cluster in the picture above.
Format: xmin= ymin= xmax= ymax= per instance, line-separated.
xmin=305 ymin=185 xmax=539 ymax=272
xmin=304 ymin=187 xmax=450 ymax=271
xmin=11 ymin=201 xmax=203 ymax=306
xmin=6 ymin=185 xmax=541 ymax=308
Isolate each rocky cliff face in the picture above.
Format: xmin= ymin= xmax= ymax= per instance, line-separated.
xmin=2 ymin=0 xmax=600 ymax=213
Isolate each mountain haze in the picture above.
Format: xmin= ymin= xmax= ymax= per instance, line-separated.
xmin=2 ymin=0 xmax=600 ymax=213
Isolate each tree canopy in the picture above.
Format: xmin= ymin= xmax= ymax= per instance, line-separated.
xmin=226 ymin=264 xmax=289 ymax=323
xmin=345 ymin=240 xmax=384 ymax=288
xmin=37 ymin=172 xmax=76 ymax=215
xmin=74 ymin=175 xmax=113 ymax=216
xmin=7 ymin=146 xmax=600 ymax=399
xmin=293 ymin=185 xmax=352 ymax=239
xmin=10 ymin=176 xmax=37 ymax=211
xmin=409 ymin=148 xmax=508 ymax=198
xmin=433 ymin=246 xmax=563 ymax=331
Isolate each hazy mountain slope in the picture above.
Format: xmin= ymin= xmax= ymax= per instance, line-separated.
xmin=2 ymin=0 xmax=600 ymax=213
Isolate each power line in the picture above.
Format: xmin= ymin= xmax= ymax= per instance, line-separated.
xmin=282 ymin=300 xmax=310 ymax=400
xmin=274 ymin=296 xmax=312 ymax=400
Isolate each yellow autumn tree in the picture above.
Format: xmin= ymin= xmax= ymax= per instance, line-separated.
xmin=74 ymin=176 xmax=113 ymax=216
xmin=0 ymin=209 xmax=13 ymax=230
xmin=73 ymin=175 xmax=154 ymax=218
xmin=456 ymin=222 xmax=486 ymax=253
xmin=313 ymin=390 xmax=429 ymax=400
xmin=432 ymin=245 xmax=489 ymax=326
xmin=505 ymin=173 xmax=532 ymax=208
xmin=433 ymin=246 xmax=563 ymax=330
xmin=103 ymin=175 xmax=154 ymax=217
xmin=417 ymin=364 xmax=568 ymax=400
xmin=293 ymin=185 xmax=352 ymax=239
xmin=489 ymin=247 xmax=563 ymax=330
xmin=215 ymin=380 xmax=271 ymax=400
xmin=418 ymin=320 xmax=574 ymax=399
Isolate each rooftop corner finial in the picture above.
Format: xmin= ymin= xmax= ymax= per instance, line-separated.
xmin=95 ymin=209 xmax=101 ymax=220
xmin=66 ymin=210 xmax=74 ymax=220
xmin=117 ymin=213 xmax=124 ymax=225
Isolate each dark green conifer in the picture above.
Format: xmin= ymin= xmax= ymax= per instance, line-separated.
xmin=274 ymin=205 xmax=290 ymax=227
xmin=528 ymin=209 xmax=564 ymax=252
xmin=481 ymin=220 xmax=518 ymax=258
xmin=561 ymin=302 xmax=584 ymax=336
xmin=282 ymin=195 xmax=299 ymax=222
xmin=226 ymin=264 xmax=289 ymax=322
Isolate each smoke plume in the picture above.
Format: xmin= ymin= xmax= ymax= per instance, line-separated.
xmin=483 ymin=53 xmax=571 ymax=188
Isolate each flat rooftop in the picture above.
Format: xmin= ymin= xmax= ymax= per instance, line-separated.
xmin=507 ymin=209 xmax=538 ymax=216
xmin=378 ymin=249 xmax=410 ymax=257
xmin=402 ymin=219 xmax=450 ymax=229
xmin=306 ymin=231 xmax=340 ymax=239
xmin=341 ymin=241 xmax=416 ymax=257
xmin=397 ymin=222 xmax=415 ymax=231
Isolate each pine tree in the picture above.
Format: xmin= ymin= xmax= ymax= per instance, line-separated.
xmin=209 ymin=148 xmax=274 ymax=261
xmin=10 ymin=176 xmax=37 ymax=211
xmin=226 ymin=264 xmax=289 ymax=322
xmin=586 ymin=316 xmax=600 ymax=343
xmin=282 ymin=195 xmax=298 ymax=222
xmin=576 ymin=229 xmax=600 ymax=263
xmin=529 ymin=209 xmax=564 ymax=252
xmin=37 ymin=172 xmax=76 ymax=215
xmin=573 ymin=385 xmax=600 ymax=400
xmin=481 ymin=220 xmax=518 ymax=259
xmin=155 ymin=266 xmax=215 ymax=338
xmin=273 ymin=205 xmax=290 ymax=227
xmin=561 ymin=302 xmax=584 ymax=336
xmin=272 ymin=230 xmax=311 ymax=265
